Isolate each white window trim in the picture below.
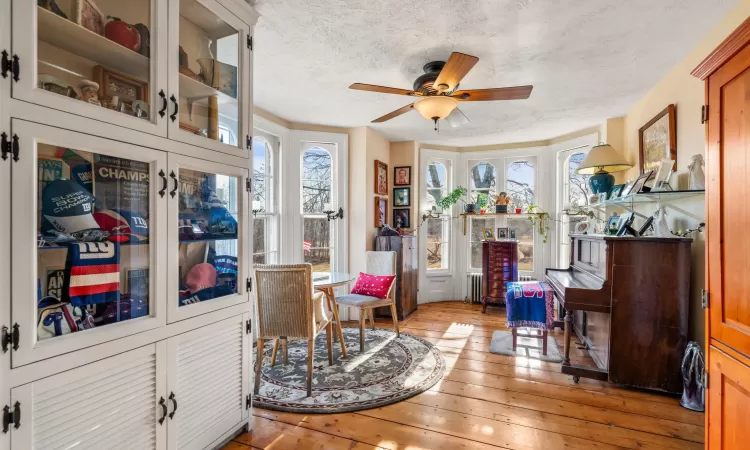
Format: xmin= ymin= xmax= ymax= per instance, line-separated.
xmin=423 ymin=157 xmax=453 ymax=276
xmin=252 ymin=133 xmax=279 ymax=264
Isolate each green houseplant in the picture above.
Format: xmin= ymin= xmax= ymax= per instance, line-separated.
xmin=436 ymin=186 xmax=480 ymax=213
xmin=527 ymin=204 xmax=551 ymax=243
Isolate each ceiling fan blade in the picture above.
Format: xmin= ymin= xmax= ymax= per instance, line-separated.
xmin=349 ymin=83 xmax=416 ymax=96
xmin=453 ymin=85 xmax=533 ymax=101
xmin=372 ymin=104 xmax=414 ymax=123
xmin=433 ymin=52 xmax=479 ymax=93
xmin=446 ymin=108 xmax=470 ymax=128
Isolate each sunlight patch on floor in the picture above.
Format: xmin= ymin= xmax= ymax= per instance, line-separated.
xmin=341 ymin=334 xmax=396 ymax=373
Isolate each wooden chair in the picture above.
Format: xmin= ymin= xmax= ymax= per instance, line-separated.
xmin=253 ymin=264 xmax=335 ymax=397
xmin=335 ymin=251 xmax=399 ymax=352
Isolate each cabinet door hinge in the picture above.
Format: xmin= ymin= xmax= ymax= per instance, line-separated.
xmin=245 ymin=319 xmax=252 ymax=334
xmin=2 ymin=402 xmax=20 ymax=433
xmin=2 ymin=324 xmax=20 ymax=352
xmin=703 ymin=371 xmax=709 ymax=389
xmin=246 ymin=134 xmax=252 ymax=149
xmin=247 ymin=35 xmax=253 ymax=50
xmin=1 ymin=51 xmax=19 ymax=82
xmin=701 ymin=105 xmax=709 ymax=124
xmin=245 ymin=394 xmax=252 ymax=409
xmin=246 ymin=178 xmax=251 ymax=192
xmin=701 ymin=290 xmax=709 ymax=309
xmin=246 ymin=278 xmax=253 ymax=292
xmin=1 ymin=133 xmax=18 ymax=162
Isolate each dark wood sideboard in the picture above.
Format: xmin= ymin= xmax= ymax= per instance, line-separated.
xmin=374 ymin=235 xmax=418 ymax=320
xmin=545 ymin=234 xmax=691 ymax=394
xmin=481 ymin=240 xmax=519 ymax=313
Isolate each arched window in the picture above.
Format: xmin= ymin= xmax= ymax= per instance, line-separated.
xmin=566 ymin=152 xmax=591 ymax=206
xmin=506 ymin=160 xmax=535 ymax=212
xmin=469 ymin=162 xmax=496 ymax=207
xmin=506 ymin=159 xmax=536 ymax=273
xmin=425 ymin=161 xmax=450 ymax=270
xmin=302 ymin=147 xmax=333 ymax=271
xmin=252 ymin=136 xmax=277 ymax=263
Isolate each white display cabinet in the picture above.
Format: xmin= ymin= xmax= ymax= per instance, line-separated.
xmin=0 ymin=0 xmax=257 ymax=448
xmin=9 ymin=120 xmax=168 ymax=368
xmin=6 ymin=314 xmax=249 ymax=450
xmin=10 ymin=0 xmax=252 ymax=157
xmin=167 ymin=153 xmax=251 ymax=323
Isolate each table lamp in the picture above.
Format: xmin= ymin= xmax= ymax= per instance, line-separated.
xmin=575 ymin=144 xmax=632 ymax=194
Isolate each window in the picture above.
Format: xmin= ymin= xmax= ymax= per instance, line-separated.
xmin=566 ymin=152 xmax=591 ymax=207
xmin=425 ymin=161 xmax=450 ymax=270
xmin=469 ymin=162 xmax=496 ymax=209
xmin=302 ymin=146 xmax=333 ymax=272
xmin=507 ymin=159 xmax=536 ymax=272
xmin=252 ymin=137 xmax=277 ymax=264
xmin=506 ymin=159 xmax=535 ymax=212
xmin=469 ymin=217 xmax=494 ymax=269
xmin=468 ymin=162 xmax=497 ymax=268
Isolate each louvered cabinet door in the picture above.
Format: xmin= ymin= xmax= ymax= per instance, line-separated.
xmin=10 ymin=344 xmax=167 ymax=450
xmin=166 ymin=314 xmax=249 ymax=450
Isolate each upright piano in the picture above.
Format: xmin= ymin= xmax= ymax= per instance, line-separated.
xmin=545 ymin=234 xmax=692 ymax=394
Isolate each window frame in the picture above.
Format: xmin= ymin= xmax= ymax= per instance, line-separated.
xmin=301 ymin=143 xmax=336 ymax=273
xmin=424 ymin=158 xmax=452 ymax=275
xmin=252 ymin=134 xmax=279 ymax=265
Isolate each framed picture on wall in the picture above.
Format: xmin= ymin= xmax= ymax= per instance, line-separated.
xmin=393 ymin=208 xmax=411 ymax=228
xmin=394 ymin=166 xmax=411 ymax=186
xmin=375 ymin=160 xmax=388 ymax=195
xmin=639 ymin=104 xmax=677 ymax=174
xmin=393 ymin=187 xmax=410 ymax=206
xmin=375 ymin=196 xmax=388 ymax=227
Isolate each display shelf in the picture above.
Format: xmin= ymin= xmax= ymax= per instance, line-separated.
xmin=37 ymin=7 xmax=149 ymax=81
xmin=584 ymin=190 xmax=705 ymax=221
xmin=179 ymin=236 xmax=238 ymax=243
xmin=459 ymin=212 xmax=546 ymax=235
xmin=180 ymin=0 xmax=237 ymax=39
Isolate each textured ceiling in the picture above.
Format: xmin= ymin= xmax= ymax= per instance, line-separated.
xmin=251 ymin=0 xmax=735 ymax=146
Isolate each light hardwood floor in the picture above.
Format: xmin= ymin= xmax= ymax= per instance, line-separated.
xmin=224 ymin=301 xmax=704 ymax=450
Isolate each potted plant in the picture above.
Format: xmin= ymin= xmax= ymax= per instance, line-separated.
xmin=476 ymin=192 xmax=489 ymax=214
xmin=527 ymin=204 xmax=551 ymax=243
xmin=437 ymin=186 xmax=475 ymax=213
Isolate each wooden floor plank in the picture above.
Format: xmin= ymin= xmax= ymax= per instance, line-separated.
xmin=357 ymin=400 xmax=624 ymax=450
xmin=430 ymin=380 xmax=703 ymax=443
xmin=254 ymin=409 xmax=509 ymax=450
xmin=234 ymin=416 xmax=381 ymax=449
xmin=226 ymin=301 xmax=703 ymax=450
xmin=406 ymin=390 xmax=701 ymax=450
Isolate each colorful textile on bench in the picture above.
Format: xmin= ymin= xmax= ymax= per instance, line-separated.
xmin=505 ymin=281 xmax=554 ymax=330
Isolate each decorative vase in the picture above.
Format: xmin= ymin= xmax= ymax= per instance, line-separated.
xmin=588 ymin=170 xmax=614 ymax=194
xmin=496 ymin=205 xmax=508 ymax=213
xmin=196 ymin=37 xmax=215 ymax=86
xmin=464 ymin=204 xmax=476 ymax=214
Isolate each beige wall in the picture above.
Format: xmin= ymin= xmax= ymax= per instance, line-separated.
xmin=613 ymin=1 xmax=750 ymax=344
xmin=390 ymin=141 xmax=419 ymax=231
xmin=347 ymin=127 xmax=391 ymax=287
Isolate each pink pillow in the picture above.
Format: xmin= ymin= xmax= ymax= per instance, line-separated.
xmin=350 ymin=272 xmax=396 ymax=299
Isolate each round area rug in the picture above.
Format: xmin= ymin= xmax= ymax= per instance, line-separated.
xmin=253 ymin=327 xmax=445 ymax=413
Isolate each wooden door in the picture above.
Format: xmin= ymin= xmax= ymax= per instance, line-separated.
xmin=694 ymin=16 xmax=750 ymax=449
xmin=704 ymin=31 xmax=750 ymax=359
xmin=707 ymin=347 xmax=750 ymax=449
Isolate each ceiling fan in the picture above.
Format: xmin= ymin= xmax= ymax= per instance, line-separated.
xmin=349 ymin=52 xmax=533 ymax=130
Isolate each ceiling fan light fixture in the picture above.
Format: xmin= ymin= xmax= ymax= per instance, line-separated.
xmin=413 ymin=96 xmax=458 ymax=121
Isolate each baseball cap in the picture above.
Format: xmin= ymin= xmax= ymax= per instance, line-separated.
xmin=185 ymin=263 xmax=217 ymax=294
xmin=42 ymin=179 xmax=100 ymax=235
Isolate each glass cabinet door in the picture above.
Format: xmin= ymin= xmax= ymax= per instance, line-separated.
xmin=167 ymin=154 xmax=250 ymax=323
xmin=12 ymin=0 xmax=168 ymax=136
xmin=10 ymin=120 xmax=167 ymax=368
xmin=167 ymin=0 xmax=251 ymax=156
